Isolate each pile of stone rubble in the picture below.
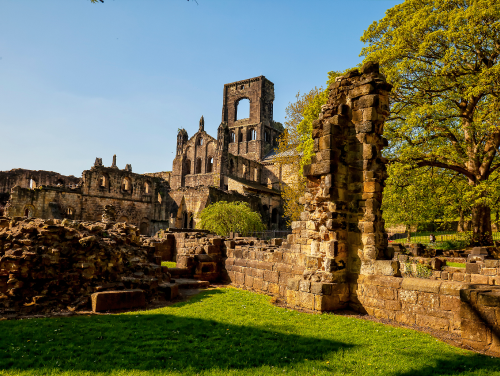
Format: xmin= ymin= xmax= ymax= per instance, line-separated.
xmin=0 ymin=216 xmax=175 ymax=315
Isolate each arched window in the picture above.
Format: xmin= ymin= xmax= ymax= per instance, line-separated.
xmin=254 ymin=167 xmax=258 ymax=182
xmin=236 ymin=98 xmax=250 ymax=120
xmin=29 ymin=179 xmax=36 ymax=189
xmin=196 ymin=158 xmax=202 ymax=174
xmin=229 ymin=159 xmax=235 ymax=175
xmin=238 ymin=132 xmax=243 ymax=143
xmin=140 ymin=220 xmax=149 ymax=236
xmin=55 ymin=179 xmax=64 ymax=186
xmin=122 ymin=177 xmax=132 ymax=192
xmin=184 ymin=159 xmax=191 ymax=175
xmin=272 ymin=208 xmax=279 ymax=224
xmin=265 ymin=131 xmax=270 ymax=143
xmin=66 ymin=207 xmax=74 ymax=218
xmin=158 ymin=192 xmax=162 ymax=204
xmin=207 ymin=157 xmax=213 ymax=173
xmin=99 ymin=174 xmax=109 ymax=188
xmin=230 ymin=132 xmax=235 ymax=143
xmin=144 ymin=181 xmax=151 ymax=194
xmin=248 ymin=128 xmax=256 ymax=141
xmin=198 ymin=137 xmax=204 ymax=146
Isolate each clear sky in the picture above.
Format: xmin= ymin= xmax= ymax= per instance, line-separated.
xmin=0 ymin=0 xmax=401 ymax=176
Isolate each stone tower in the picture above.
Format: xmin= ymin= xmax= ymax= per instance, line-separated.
xmin=222 ymin=76 xmax=277 ymax=161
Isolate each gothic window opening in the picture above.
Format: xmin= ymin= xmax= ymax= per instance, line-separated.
xmin=265 ymin=131 xmax=270 ymax=143
xmin=230 ymin=132 xmax=235 ymax=143
xmin=254 ymin=167 xmax=258 ymax=182
xmin=158 ymin=192 xmax=162 ymax=204
xmin=248 ymin=128 xmax=256 ymax=141
xmin=238 ymin=132 xmax=243 ymax=143
xmin=122 ymin=177 xmax=132 ymax=192
xmin=196 ymin=158 xmax=202 ymax=174
xmin=66 ymin=207 xmax=74 ymax=218
xmin=100 ymin=175 xmax=107 ymax=188
xmin=198 ymin=137 xmax=204 ymax=146
xmin=207 ymin=157 xmax=213 ymax=173
xmin=29 ymin=179 xmax=36 ymax=189
xmin=229 ymin=159 xmax=235 ymax=175
xmin=272 ymin=208 xmax=279 ymax=224
xmin=184 ymin=159 xmax=191 ymax=175
xmin=235 ymin=98 xmax=250 ymax=120
xmin=144 ymin=181 xmax=151 ymax=194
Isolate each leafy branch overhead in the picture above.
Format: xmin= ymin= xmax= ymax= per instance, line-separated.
xmin=361 ymin=0 xmax=500 ymax=244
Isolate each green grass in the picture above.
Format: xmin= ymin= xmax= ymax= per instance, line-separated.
xmin=446 ymin=262 xmax=466 ymax=268
xmin=1 ymin=287 xmax=499 ymax=376
xmin=161 ymin=261 xmax=176 ymax=268
xmin=390 ymin=231 xmax=500 ymax=246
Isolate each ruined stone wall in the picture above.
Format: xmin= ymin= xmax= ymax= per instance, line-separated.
xmin=0 ymin=169 xmax=81 ymax=194
xmin=5 ymin=163 xmax=172 ymax=236
xmin=0 ymin=217 xmax=175 ymax=314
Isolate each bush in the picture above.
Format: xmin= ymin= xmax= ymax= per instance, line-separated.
xmin=196 ymin=201 xmax=265 ymax=237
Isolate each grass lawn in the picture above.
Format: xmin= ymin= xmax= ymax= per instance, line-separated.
xmin=446 ymin=262 xmax=466 ymax=268
xmin=1 ymin=287 xmax=499 ymax=376
xmin=161 ymin=261 xmax=176 ymax=268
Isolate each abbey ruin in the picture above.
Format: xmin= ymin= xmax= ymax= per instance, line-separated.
xmin=0 ymin=76 xmax=288 ymax=234
xmin=1 ymin=64 xmax=500 ymax=356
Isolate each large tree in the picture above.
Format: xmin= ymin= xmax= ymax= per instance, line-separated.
xmin=361 ymin=0 xmax=500 ymax=245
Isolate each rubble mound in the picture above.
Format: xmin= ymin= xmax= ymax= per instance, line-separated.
xmin=0 ymin=216 xmax=172 ymax=315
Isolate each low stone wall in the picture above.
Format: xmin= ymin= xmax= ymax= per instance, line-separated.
xmin=355 ymin=275 xmax=500 ymax=354
xmin=0 ymin=216 xmax=174 ymax=315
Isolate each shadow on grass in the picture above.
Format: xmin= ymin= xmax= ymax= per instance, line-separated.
xmin=394 ymin=353 xmax=500 ymax=376
xmin=0 ymin=312 xmax=352 ymax=373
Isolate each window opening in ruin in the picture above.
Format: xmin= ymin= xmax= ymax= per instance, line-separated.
xmin=196 ymin=158 xmax=202 ymax=174
xmin=230 ymin=132 xmax=235 ymax=143
xmin=66 ymin=207 xmax=73 ymax=216
xmin=207 ymin=157 xmax=213 ymax=173
xmin=158 ymin=192 xmax=162 ymax=204
xmin=185 ymin=159 xmax=191 ymax=175
xmin=236 ymin=98 xmax=250 ymax=120
xmin=122 ymin=177 xmax=132 ymax=192
xmin=140 ymin=221 xmax=149 ymax=236
xmin=24 ymin=209 xmax=29 ymax=217
xmin=144 ymin=181 xmax=151 ymax=194
xmin=56 ymin=179 xmax=64 ymax=187
xmin=198 ymin=138 xmax=204 ymax=146
xmin=248 ymin=128 xmax=256 ymax=141
xmin=188 ymin=213 xmax=194 ymax=229
xmin=229 ymin=159 xmax=235 ymax=175
xmin=29 ymin=179 xmax=36 ymax=189
xmin=182 ymin=211 xmax=188 ymax=228
xmin=100 ymin=175 xmax=107 ymax=188
xmin=265 ymin=131 xmax=270 ymax=143
xmin=272 ymin=208 xmax=279 ymax=223
xmin=238 ymin=132 xmax=243 ymax=143
xmin=254 ymin=167 xmax=258 ymax=182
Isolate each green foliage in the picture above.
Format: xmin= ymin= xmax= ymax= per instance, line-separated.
xmin=271 ymin=121 xmax=285 ymax=133
xmin=0 ymin=287 xmax=498 ymax=375
xmin=361 ymin=0 xmax=500 ymax=243
xmin=403 ymin=260 xmax=433 ymax=279
xmin=196 ymin=201 xmax=265 ymax=236
xmin=161 ymin=261 xmax=177 ymax=268
xmin=434 ymin=240 xmax=468 ymax=251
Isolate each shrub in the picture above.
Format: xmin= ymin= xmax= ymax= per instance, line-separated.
xmin=196 ymin=201 xmax=265 ymax=237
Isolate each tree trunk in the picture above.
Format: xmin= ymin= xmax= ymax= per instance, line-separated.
xmin=471 ymin=204 xmax=493 ymax=246
xmin=458 ymin=209 xmax=465 ymax=232
xmin=406 ymin=224 xmax=411 ymax=243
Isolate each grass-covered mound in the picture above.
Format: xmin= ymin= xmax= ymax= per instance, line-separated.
xmin=1 ymin=287 xmax=499 ymax=376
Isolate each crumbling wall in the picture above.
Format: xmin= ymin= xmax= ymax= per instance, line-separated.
xmin=0 ymin=216 xmax=175 ymax=315
xmin=0 ymin=169 xmax=81 ymax=194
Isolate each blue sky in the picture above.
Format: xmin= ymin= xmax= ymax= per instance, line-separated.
xmin=0 ymin=0 xmax=400 ymax=176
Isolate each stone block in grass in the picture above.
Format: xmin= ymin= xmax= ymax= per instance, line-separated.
xmin=91 ymin=289 xmax=146 ymax=312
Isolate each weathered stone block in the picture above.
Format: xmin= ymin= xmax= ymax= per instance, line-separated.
xmin=471 ymin=274 xmax=489 ymax=284
xmin=299 ymin=280 xmax=311 ymax=293
xmin=416 ymin=314 xmax=449 ymax=331
xmin=298 ymin=291 xmax=315 ymax=310
xmin=310 ymin=282 xmax=333 ymax=295
xmin=91 ymin=289 xmax=146 ymax=312
xmin=401 ymin=278 xmax=442 ymax=293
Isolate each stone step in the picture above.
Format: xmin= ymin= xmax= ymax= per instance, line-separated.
xmin=164 ymin=267 xmax=191 ymax=278
xmin=172 ymin=278 xmax=210 ymax=289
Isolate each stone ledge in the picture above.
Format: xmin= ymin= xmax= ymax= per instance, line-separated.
xmin=91 ymin=289 xmax=146 ymax=312
xmin=401 ymin=278 xmax=442 ymax=293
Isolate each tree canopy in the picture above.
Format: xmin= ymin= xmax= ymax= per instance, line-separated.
xmin=361 ymin=0 xmax=500 ymax=244
xmin=196 ymin=201 xmax=265 ymax=236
